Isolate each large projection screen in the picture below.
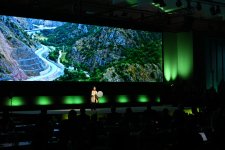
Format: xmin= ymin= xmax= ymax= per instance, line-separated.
xmin=0 ymin=15 xmax=162 ymax=82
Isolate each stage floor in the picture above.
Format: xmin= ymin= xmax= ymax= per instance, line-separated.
xmin=11 ymin=105 xmax=177 ymax=115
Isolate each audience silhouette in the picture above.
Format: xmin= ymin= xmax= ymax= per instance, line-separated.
xmin=2 ymin=81 xmax=225 ymax=150
xmin=32 ymin=108 xmax=51 ymax=150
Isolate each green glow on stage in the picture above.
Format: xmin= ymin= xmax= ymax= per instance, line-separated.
xmin=5 ymin=97 xmax=25 ymax=106
xmin=117 ymin=95 xmax=129 ymax=103
xmin=163 ymin=32 xmax=178 ymax=81
xmin=63 ymin=96 xmax=84 ymax=105
xmin=35 ymin=96 xmax=52 ymax=105
xmin=62 ymin=114 xmax=68 ymax=120
xmin=137 ymin=95 xmax=149 ymax=103
xmin=164 ymin=62 xmax=178 ymax=81
xmin=164 ymin=32 xmax=193 ymax=81
xmin=184 ymin=108 xmax=192 ymax=115
xmin=164 ymin=64 xmax=171 ymax=81
xmin=177 ymin=32 xmax=193 ymax=79
xmin=98 ymin=96 xmax=108 ymax=104
xmin=171 ymin=64 xmax=178 ymax=80
xmin=156 ymin=97 xmax=161 ymax=103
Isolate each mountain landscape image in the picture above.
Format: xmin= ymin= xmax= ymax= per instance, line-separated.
xmin=0 ymin=15 xmax=162 ymax=82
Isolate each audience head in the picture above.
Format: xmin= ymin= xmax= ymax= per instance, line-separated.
xmin=80 ymin=107 xmax=86 ymax=115
xmin=2 ymin=109 xmax=10 ymax=120
xmin=68 ymin=109 xmax=77 ymax=120
xmin=111 ymin=106 xmax=116 ymax=113
xmin=125 ymin=107 xmax=132 ymax=114
xmin=162 ymin=108 xmax=169 ymax=115
xmin=40 ymin=108 xmax=47 ymax=115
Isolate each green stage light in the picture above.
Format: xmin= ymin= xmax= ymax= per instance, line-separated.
xmin=184 ymin=108 xmax=192 ymax=115
xmin=63 ymin=96 xmax=84 ymax=105
xmin=35 ymin=96 xmax=52 ymax=105
xmin=98 ymin=96 xmax=108 ymax=104
xmin=137 ymin=95 xmax=149 ymax=103
xmin=156 ymin=97 xmax=161 ymax=103
xmin=117 ymin=95 xmax=129 ymax=103
xmin=5 ymin=97 xmax=25 ymax=106
xmin=62 ymin=114 xmax=68 ymax=120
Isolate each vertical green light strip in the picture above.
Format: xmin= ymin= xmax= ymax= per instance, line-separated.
xmin=5 ymin=97 xmax=25 ymax=106
xmin=164 ymin=32 xmax=178 ymax=81
xmin=164 ymin=32 xmax=193 ymax=81
xmin=171 ymin=59 xmax=178 ymax=80
xmin=177 ymin=32 xmax=193 ymax=79
xmin=63 ymin=96 xmax=84 ymax=105
xmin=137 ymin=95 xmax=149 ymax=103
xmin=117 ymin=95 xmax=129 ymax=103
xmin=35 ymin=96 xmax=52 ymax=105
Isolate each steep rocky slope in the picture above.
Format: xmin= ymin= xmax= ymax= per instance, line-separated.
xmin=67 ymin=27 xmax=162 ymax=82
xmin=40 ymin=21 xmax=163 ymax=82
xmin=0 ymin=16 xmax=46 ymax=80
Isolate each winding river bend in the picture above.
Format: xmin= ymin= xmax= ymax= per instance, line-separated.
xmin=26 ymin=25 xmax=64 ymax=81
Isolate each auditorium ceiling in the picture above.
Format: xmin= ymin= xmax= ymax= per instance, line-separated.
xmin=0 ymin=0 xmax=225 ymax=32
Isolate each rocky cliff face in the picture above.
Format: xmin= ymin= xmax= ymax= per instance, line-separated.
xmin=102 ymin=63 xmax=162 ymax=82
xmin=0 ymin=16 xmax=46 ymax=80
xmin=38 ymin=20 xmax=162 ymax=82
xmin=66 ymin=26 xmax=162 ymax=82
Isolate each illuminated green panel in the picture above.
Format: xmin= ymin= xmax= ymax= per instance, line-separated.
xmin=98 ymin=96 xmax=108 ymax=104
xmin=117 ymin=95 xmax=129 ymax=103
xmin=155 ymin=97 xmax=161 ymax=103
xmin=35 ymin=96 xmax=52 ymax=105
xmin=163 ymin=32 xmax=178 ymax=81
xmin=177 ymin=32 xmax=193 ymax=79
xmin=5 ymin=97 xmax=25 ymax=106
xmin=63 ymin=96 xmax=84 ymax=105
xmin=137 ymin=95 xmax=149 ymax=103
